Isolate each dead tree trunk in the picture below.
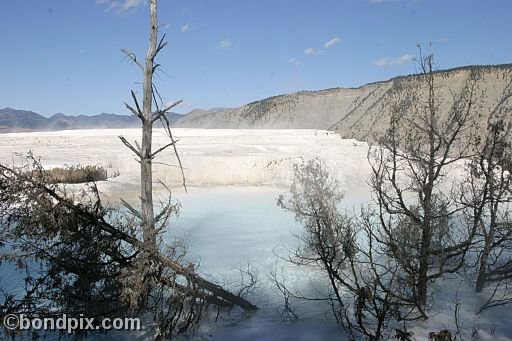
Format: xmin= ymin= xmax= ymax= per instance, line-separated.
xmin=119 ymin=0 xmax=174 ymax=249
xmin=140 ymin=0 xmax=157 ymax=247
xmin=115 ymin=0 xmax=258 ymax=311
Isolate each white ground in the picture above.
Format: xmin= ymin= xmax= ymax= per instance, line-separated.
xmin=0 ymin=129 xmax=511 ymax=340
xmin=0 ymin=128 xmax=370 ymax=189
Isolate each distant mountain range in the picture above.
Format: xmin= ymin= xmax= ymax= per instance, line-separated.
xmin=4 ymin=63 xmax=512 ymax=140
xmin=0 ymin=108 xmax=183 ymax=133
xmin=174 ymin=64 xmax=512 ymax=142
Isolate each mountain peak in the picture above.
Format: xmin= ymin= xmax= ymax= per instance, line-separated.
xmin=0 ymin=108 xmax=186 ymax=133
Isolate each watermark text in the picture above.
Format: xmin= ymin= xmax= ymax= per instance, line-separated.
xmin=3 ymin=314 xmax=141 ymax=334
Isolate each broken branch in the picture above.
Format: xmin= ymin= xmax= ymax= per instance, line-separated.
xmin=152 ymin=100 xmax=183 ymax=123
xmin=120 ymin=198 xmax=143 ymax=220
xmin=121 ymin=48 xmax=144 ymax=70
xmin=118 ymin=135 xmax=142 ymax=159
xmin=151 ymin=140 xmax=179 ymax=159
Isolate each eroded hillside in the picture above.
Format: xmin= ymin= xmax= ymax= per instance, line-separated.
xmin=175 ymin=64 xmax=512 ymax=142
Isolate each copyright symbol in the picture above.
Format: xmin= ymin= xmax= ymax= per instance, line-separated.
xmin=3 ymin=314 xmax=19 ymax=330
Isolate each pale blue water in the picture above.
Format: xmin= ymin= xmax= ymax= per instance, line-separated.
xmin=3 ymin=186 xmax=510 ymax=340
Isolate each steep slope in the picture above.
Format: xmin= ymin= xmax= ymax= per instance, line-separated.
xmin=333 ymin=65 xmax=512 ymax=141
xmin=175 ymin=64 xmax=512 ymax=141
xmin=175 ymin=89 xmax=365 ymax=129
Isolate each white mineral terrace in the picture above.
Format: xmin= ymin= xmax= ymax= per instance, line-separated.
xmin=0 ymin=128 xmax=371 ymax=189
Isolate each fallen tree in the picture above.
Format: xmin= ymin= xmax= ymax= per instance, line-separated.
xmin=0 ymin=0 xmax=256 ymax=339
xmin=0 ymin=160 xmax=258 ymax=312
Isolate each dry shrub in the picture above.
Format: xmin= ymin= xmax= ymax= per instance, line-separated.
xmin=44 ymin=165 xmax=108 ymax=184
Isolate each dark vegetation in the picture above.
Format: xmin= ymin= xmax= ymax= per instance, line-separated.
xmin=0 ymin=2 xmax=511 ymax=339
xmin=0 ymin=1 xmax=256 ymax=340
xmin=43 ymin=164 xmax=109 ymax=184
xmin=275 ymin=50 xmax=512 ymax=340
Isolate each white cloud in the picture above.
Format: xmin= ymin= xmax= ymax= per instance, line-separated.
xmin=396 ymin=54 xmax=415 ymax=63
xmin=97 ymin=0 xmax=144 ymax=13
xmin=323 ymin=37 xmax=341 ymax=49
xmin=219 ymin=39 xmax=233 ymax=49
xmin=304 ymin=36 xmax=340 ymax=57
xmin=437 ymin=38 xmax=450 ymax=43
xmin=304 ymin=48 xmax=318 ymax=56
xmin=122 ymin=0 xmax=143 ymax=10
xmin=288 ymin=58 xmax=301 ymax=66
xmin=374 ymin=58 xmax=389 ymax=67
xmin=181 ymin=23 xmax=191 ymax=32
xmin=373 ymin=54 xmax=415 ymax=67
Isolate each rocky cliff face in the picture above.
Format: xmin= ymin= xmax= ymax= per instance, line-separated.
xmin=175 ymin=64 xmax=512 ymax=142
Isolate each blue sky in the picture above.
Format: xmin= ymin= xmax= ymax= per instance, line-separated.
xmin=1 ymin=0 xmax=511 ymax=116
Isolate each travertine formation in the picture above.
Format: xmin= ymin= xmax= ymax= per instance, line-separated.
xmin=0 ymin=128 xmax=371 ymax=189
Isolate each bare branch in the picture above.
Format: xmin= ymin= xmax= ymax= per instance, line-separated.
xmin=118 ymin=135 xmax=142 ymax=159
xmin=124 ymin=102 xmax=144 ymax=121
xmin=151 ymin=83 xmax=163 ymax=111
xmin=152 ymin=100 xmax=183 ymax=123
xmin=130 ymin=90 xmax=143 ymax=117
xmin=160 ymin=115 xmax=187 ymax=192
xmin=120 ymin=198 xmax=142 ymax=220
xmin=151 ymin=140 xmax=179 ymax=159
xmin=152 ymin=161 xmax=186 ymax=169
xmin=155 ymin=33 xmax=168 ymax=56
xmin=134 ymin=140 xmax=142 ymax=153
xmin=121 ymin=48 xmax=144 ymax=70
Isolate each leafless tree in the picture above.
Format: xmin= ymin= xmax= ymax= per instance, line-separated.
xmin=275 ymin=52 xmax=512 ymax=339
xmin=113 ymin=0 xmax=258 ymax=318
xmin=459 ymin=112 xmax=512 ymax=311
xmin=118 ymin=0 xmax=183 ymax=250
xmin=276 ymin=159 xmax=413 ymax=340
xmin=367 ymin=49 xmax=482 ymax=314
